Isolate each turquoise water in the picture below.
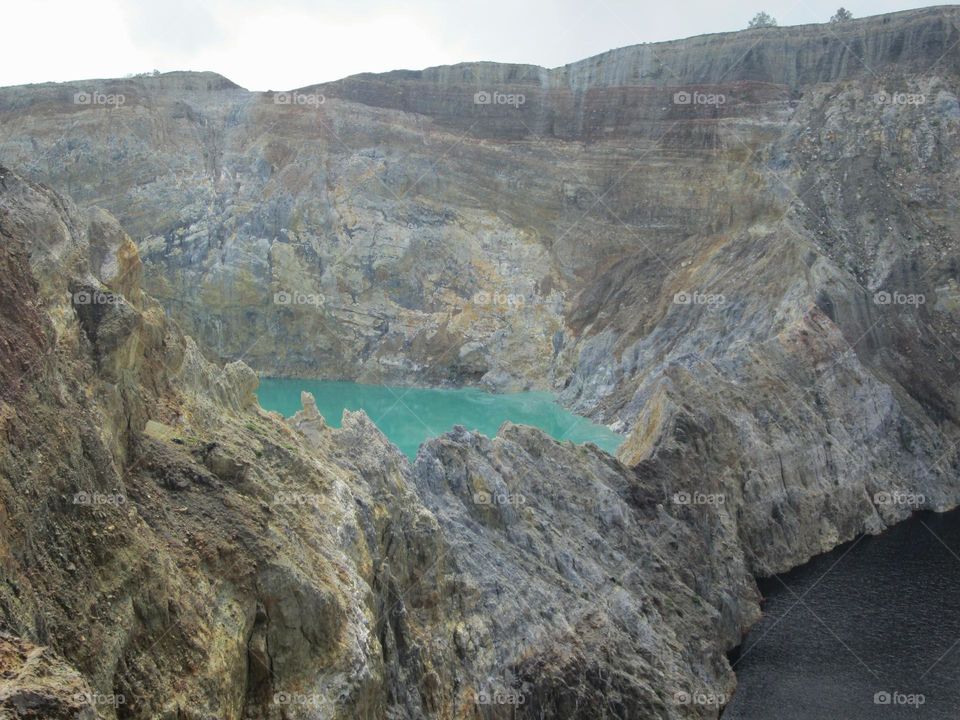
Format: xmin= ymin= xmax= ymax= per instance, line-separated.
xmin=256 ymin=378 xmax=623 ymax=459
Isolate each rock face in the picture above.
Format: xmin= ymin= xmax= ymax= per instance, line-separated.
xmin=0 ymin=6 xmax=959 ymax=719
xmin=0 ymin=8 xmax=956 ymax=399
xmin=0 ymin=164 xmax=761 ymax=718
xmin=0 ymin=634 xmax=100 ymax=720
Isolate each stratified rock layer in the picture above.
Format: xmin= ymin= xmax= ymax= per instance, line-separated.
xmin=0 ymin=9 xmax=957 ymax=400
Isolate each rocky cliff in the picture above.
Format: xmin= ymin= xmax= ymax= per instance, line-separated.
xmin=0 ymin=164 xmax=761 ymax=718
xmin=1 ymin=6 xmax=960 ymax=718
xmin=0 ymin=8 xmax=956 ymax=399
xmin=2 ymin=4 xmax=958 ymax=552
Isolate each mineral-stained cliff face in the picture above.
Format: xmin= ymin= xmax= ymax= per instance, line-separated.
xmin=1 ymin=6 xmax=960 ymax=719
xmin=1 ymin=7 xmax=958 ymax=564
xmin=0 ymin=7 xmax=957 ymax=400
xmin=0 ymin=164 xmax=951 ymax=720
xmin=0 ymin=164 xmax=766 ymax=718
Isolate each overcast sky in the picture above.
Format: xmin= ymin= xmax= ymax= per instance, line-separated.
xmin=2 ymin=0 xmax=943 ymax=90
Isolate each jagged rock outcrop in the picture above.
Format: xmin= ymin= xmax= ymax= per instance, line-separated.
xmin=0 ymin=130 xmax=955 ymax=719
xmin=0 ymin=165 xmax=763 ymax=718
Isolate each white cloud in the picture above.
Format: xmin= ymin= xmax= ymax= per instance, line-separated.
xmin=121 ymin=0 xmax=226 ymax=54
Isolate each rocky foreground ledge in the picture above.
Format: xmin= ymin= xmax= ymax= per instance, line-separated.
xmin=0 ymin=164 xmax=754 ymax=718
xmin=0 ymin=155 xmax=957 ymax=718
